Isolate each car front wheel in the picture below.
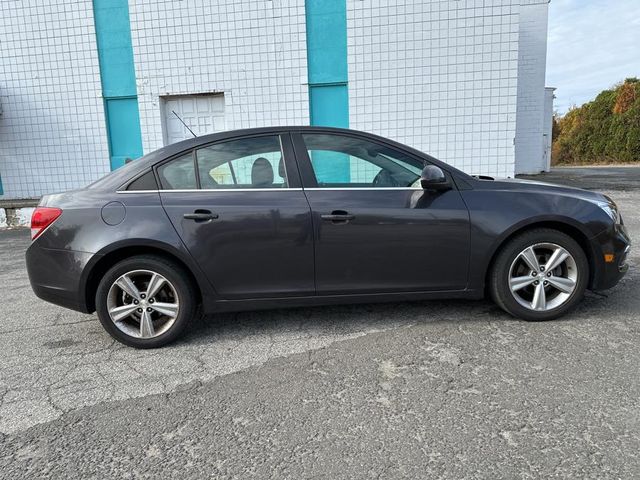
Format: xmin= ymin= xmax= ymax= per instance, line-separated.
xmin=489 ymin=228 xmax=589 ymax=321
xmin=95 ymin=255 xmax=197 ymax=348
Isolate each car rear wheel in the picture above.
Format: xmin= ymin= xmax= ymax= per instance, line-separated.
xmin=489 ymin=229 xmax=589 ymax=321
xmin=95 ymin=255 xmax=197 ymax=348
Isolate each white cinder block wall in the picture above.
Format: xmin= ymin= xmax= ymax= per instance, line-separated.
xmin=129 ymin=0 xmax=310 ymax=154
xmin=514 ymin=0 xmax=550 ymax=174
xmin=347 ymin=0 xmax=521 ymax=178
xmin=0 ymin=0 xmax=110 ymax=199
xmin=0 ymin=0 xmax=551 ymax=201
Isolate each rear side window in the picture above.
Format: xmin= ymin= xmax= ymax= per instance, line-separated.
xmin=127 ymin=170 xmax=158 ymax=191
xmin=196 ymin=136 xmax=287 ymax=189
xmin=157 ymin=153 xmax=197 ymax=190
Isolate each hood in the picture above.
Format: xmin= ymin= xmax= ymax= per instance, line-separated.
xmin=474 ymin=176 xmax=609 ymax=203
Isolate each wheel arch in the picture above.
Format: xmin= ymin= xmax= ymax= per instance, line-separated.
xmin=82 ymin=240 xmax=207 ymax=313
xmin=483 ymin=219 xmax=597 ymax=296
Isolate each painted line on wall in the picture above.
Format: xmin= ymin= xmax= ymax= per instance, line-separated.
xmin=93 ymin=0 xmax=143 ymax=170
xmin=305 ymin=0 xmax=350 ymax=181
xmin=305 ymin=0 xmax=349 ymax=128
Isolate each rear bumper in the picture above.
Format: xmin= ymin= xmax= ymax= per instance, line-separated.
xmin=590 ymin=223 xmax=631 ymax=291
xmin=26 ymin=242 xmax=97 ymax=313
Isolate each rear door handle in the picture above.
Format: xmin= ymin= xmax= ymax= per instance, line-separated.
xmin=321 ymin=210 xmax=355 ymax=223
xmin=183 ymin=210 xmax=219 ymax=222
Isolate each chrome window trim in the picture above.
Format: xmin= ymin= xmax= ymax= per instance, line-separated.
xmin=304 ymin=187 xmax=422 ymax=191
xmin=117 ymin=188 xmax=304 ymax=194
xmin=116 ymin=187 xmax=425 ymax=194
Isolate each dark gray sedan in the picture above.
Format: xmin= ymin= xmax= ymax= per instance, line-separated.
xmin=26 ymin=127 xmax=631 ymax=348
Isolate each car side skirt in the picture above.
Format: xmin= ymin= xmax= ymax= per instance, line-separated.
xmin=203 ymin=289 xmax=483 ymax=314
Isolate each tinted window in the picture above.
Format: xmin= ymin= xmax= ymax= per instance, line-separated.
xmin=127 ymin=170 xmax=158 ymax=191
xmin=157 ymin=153 xmax=197 ymax=190
xmin=196 ymin=136 xmax=287 ymax=189
xmin=301 ymin=134 xmax=423 ymax=188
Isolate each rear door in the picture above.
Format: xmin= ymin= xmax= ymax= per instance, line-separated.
xmin=157 ymin=133 xmax=315 ymax=300
xmin=293 ymin=131 xmax=470 ymax=295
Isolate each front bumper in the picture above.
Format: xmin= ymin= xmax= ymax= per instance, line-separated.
xmin=26 ymin=242 xmax=96 ymax=313
xmin=590 ymin=223 xmax=631 ymax=291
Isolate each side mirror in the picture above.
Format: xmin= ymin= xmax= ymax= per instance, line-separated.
xmin=420 ymin=165 xmax=451 ymax=191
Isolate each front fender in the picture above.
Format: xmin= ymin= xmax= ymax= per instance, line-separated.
xmin=462 ymin=189 xmax=612 ymax=292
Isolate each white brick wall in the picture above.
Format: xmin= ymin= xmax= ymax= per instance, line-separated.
xmin=347 ymin=0 xmax=522 ymax=178
xmin=0 ymin=0 xmax=110 ymax=200
xmin=514 ymin=1 xmax=549 ymax=174
xmin=0 ymin=0 xmax=550 ymax=200
xmin=129 ymin=0 xmax=310 ymax=152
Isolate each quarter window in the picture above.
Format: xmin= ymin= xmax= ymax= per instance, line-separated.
xmin=157 ymin=153 xmax=197 ymax=190
xmin=127 ymin=170 xmax=158 ymax=191
xmin=301 ymin=133 xmax=423 ymax=188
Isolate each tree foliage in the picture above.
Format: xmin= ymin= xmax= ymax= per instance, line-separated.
xmin=552 ymin=78 xmax=640 ymax=165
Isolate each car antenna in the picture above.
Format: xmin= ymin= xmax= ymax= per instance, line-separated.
xmin=172 ymin=110 xmax=198 ymax=138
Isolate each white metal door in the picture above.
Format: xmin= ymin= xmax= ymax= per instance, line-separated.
xmin=162 ymin=94 xmax=225 ymax=145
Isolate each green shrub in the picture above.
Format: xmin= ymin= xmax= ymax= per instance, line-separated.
xmin=552 ymin=78 xmax=640 ymax=165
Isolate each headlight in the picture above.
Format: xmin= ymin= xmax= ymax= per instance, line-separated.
xmin=596 ymin=198 xmax=621 ymax=224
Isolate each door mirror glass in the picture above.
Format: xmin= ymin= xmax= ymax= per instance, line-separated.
xmin=420 ymin=165 xmax=451 ymax=191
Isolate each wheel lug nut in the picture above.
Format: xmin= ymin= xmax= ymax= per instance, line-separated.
xmin=146 ymin=307 xmax=152 ymax=312
xmin=137 ymin=308 xmax=143 ymax=313
xmin=149 ymin=298 xmax=154 ymax=303
xmin=141 ymin=294 xmax=146 ymax=299
xmin=133 ymin=300 xmax=138 ymax=305
xmin=543 ymin=281 xmax=549 ymax=286
xmin=534 ymin=280 xmax=539 ymax=285
xmin=547 ymin=272 xmax=552 ymax=277
xmin=532 ymin=272 xmax=537 ymax=277
xmin=540 ymin=267 xmax=545 ymax=272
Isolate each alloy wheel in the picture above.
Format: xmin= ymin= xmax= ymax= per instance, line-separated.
xmin=106 ymin=269 xmax=180 ymax=339
xmin=508 ymin=242 xmax=578 ymax=312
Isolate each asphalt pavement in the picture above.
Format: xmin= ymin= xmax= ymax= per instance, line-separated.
xmin=518 ymin=164 xmax=640 ymax=190
xmin=0 ymin=167 xmax=638 ymax=479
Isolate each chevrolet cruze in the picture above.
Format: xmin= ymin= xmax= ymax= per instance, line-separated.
xmin=26 ymin=127 xmax=631 ymax=348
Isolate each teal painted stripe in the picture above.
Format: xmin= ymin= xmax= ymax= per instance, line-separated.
xmin=305 ymin=0 xmax=349 ymax=129
xmin=105 ymin=98 xmax=144 ymax=170
xmin=305 ymin=0 xmax=348 ymax=85
xmin=0 ymin=174 xmax=4 ymax=196
xmin=305 ymin=0 xmax=349 ymax=181
xmin=93 ymin=0 xmax=143 ymax=170
xmin=309 ymin=84 xmax=349 ymax=128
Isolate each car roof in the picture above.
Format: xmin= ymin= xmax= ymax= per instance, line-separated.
xmin=88 ymin=126 xmax=465 ymax=191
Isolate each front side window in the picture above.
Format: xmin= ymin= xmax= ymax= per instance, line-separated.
xmin=196 ymin=136 xmax=287 ymax=189
xmin=301 ymin=133 xmax=423 ymax=188
xmin=157 ymin=153 xmax=197 ymax=190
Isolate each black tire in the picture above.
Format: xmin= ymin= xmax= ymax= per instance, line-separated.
xmin=95 ymin=255 xmax=198 ymax=348
xmin=489 ymin=228 xmax=589 ymax=321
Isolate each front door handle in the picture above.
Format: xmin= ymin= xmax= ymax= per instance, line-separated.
xmin=183 ymin=210 xmax=219 ymax=222
xmin=321 ymin=210 xmax=355 ymax=223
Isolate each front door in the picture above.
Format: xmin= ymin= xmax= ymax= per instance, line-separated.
xmin=158 ymin=134 xmax=314 ymax=300
xmin=293 ymin=131 xmax=470 ymax=295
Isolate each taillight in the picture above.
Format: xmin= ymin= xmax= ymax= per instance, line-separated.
xmin=31 ymin=207 xmax=62 ymax=240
